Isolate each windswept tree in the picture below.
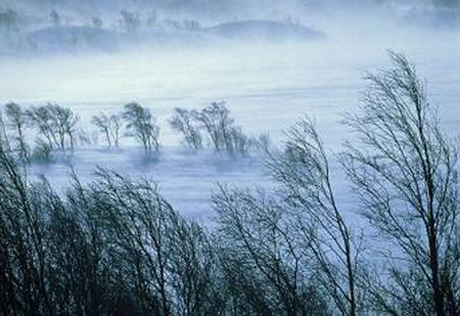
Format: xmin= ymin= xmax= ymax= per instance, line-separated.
xmin=213 ymin=185 xmax=330 ymax=315
xmin=0 ymin=108 xmax=9 ymax=147
xmin=91 ymin=112 xmax=121 ymax=148
xmin=191 ymin=102 xmax=251 ymax=156
xmin=227 ymin=125 xmax=251 ymax=156
xmin=268 ymin=117 xmax=361 ymax=316
xmin=0 ymin=141 xmax=52 ymax=314
xmin=342 ymin=52 xmax=459 ymax=315
xmin=89 ymin=168 xmax=221 ymax=315
xmin=109 ymin=114 xmax=121 ymax=148
xmin=194 ymin=102 xmax=233 ymax=152
xmin=170 ymin=103 xmax=257 ymax=156
xmin=169 ymin=107 xmax=202 ymax=150
xmin=91 ymin=113 xmax=112 ymax=147
xmin=26 ymin=105 xmax=56 ymax=149
xmin=122 ymin=102 xmax=160 ymax=153
xmin=27 ymin=103 xmax=80 ymax=153
xmin=47 ymin=104 xmax=80 ymax=152
xmin=4 ymin=102 xmax=30 ymax=163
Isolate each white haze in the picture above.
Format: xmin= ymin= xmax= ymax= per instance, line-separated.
xmin=0 ymin=6 xmax=459 ymax=220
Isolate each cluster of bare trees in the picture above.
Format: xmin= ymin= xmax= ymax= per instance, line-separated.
xmin=170 ymin=102 xmax=269 ymax=156
xmin=213 ymin=52 xmax=459 ymax=315
xmin=0 ymin=102 xmax=81 ymax=164
xmin=0 ymin=101 xmax=163 ymax=163
xmin=0 ymin=100 xmax=265 ymax=165
xmin=92 ymin=102 xmax=160 ymax=154
xmin=0 ymin=52 xmax=458 ymax=315
xmin=0 ymin=146 xmax=220 ymax=314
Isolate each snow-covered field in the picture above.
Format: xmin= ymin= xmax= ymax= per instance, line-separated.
xmin=1 ymin=16 xmax=459 ymax=220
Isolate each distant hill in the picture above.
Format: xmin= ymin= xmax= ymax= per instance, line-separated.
xmin=206 ymin=20 xmax=324 ymax=41
xmin=2 ymin=19 xmax=324 ymax=53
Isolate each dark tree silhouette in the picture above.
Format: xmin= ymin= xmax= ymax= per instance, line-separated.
xmin=4 ymin=102 xmax=30 ymax=163
xmin=169 ymin=107 xmax=203 ymax=150
xmin=122 ymin=102 xmax=160 ymax=153
xmin=343 ymin=52 xmax=459 ymax=315
xmin=91 ymin=112 xmax=121 ymax=148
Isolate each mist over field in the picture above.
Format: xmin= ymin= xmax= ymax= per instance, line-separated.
xmin=0 ymin=1 xmax=459 ymax=314
xmin=1 ymin=0 xmax=458 ymax=216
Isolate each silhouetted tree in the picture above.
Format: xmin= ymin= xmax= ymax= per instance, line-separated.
xmin=47 ymin=104 xmax=80 ymax=152
xmin=268 ymin=117 xmax=361 ymax=316
xmin=27 ymin=103 xmax=80 ymax=153
xmin=343 ymin=52 xmax=459 ymax=315
xmin=4 ymin=102 xmax=30 ymax=163
xmin=122 ymin=102 xmax=160 ymax=153
xmin=92 ymin=112 xmax=115 ymax=148
xmin=194 ymin=102 xmax=233 ymax=152
xmin=213 ymin=185 xmax=330 ymax=315
xmin=109 ymin=114 xmax=121 ymax=148
xmin=169 ymin=107 xmax=202 ymax=150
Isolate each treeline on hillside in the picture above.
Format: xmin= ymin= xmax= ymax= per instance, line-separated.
xmin=0 ymin=52 xmax=459 ymax=315
xmin=0 ymin=6 xmax=200 ymax=33
xmin=0 ymin=100 xmax=269 ymax=164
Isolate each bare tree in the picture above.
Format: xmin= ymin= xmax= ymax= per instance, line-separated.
xmin=342 ymin=52 xmax=459 ymax=315
xmin=269 ymin=117 xmax=361 ymax=316
xmin=194 ymin=102 xmax=233 ymax=152
xmin=4 ymin=102 xmax=30 ymax=163
xmin=27 ymin=103 xmax=80 ymax=153
xmin=92 ymin=112 xmax=113 ymax=148
xmin=26 ymin=105 xmax=56 ymax=149
xmin=123 ymin=102 xmax=160 ymax=153
xmin=47 ymin=104 xmax=80 ymax=152
xmin=227 ymin=126 xmax=251 ymax=156
xmin=169 ymin=107 xmax=202 ymax=150
xmin=213 ymin=184 xmax=329 ymax=315
xmin=0 ymin=108 xmax=9 ymax=148
xmin=190 ymin=102 xmax=252 ymax=156
xmin=0 ymin=142 xmax=53 ymax=314
xmin=109 ymin=114 xmax=121 ymax=148
xmin=89 ymin=168 xmax=221 ymax=315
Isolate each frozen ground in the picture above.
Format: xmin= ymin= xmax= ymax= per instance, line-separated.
xmin=0 ymin=15 xmax=459 ymax=221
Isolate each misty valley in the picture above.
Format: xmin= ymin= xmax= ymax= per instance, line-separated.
xmin=0 ymin=1 xmax=459 ymax=315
